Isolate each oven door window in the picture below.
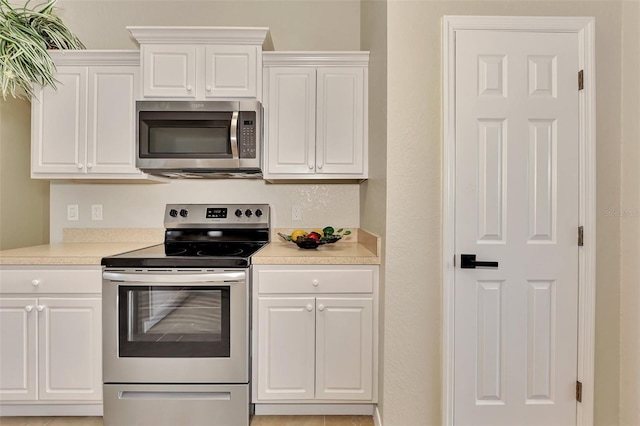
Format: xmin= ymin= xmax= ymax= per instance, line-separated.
xmin=118 ymin=286 xmax=230 ymax=358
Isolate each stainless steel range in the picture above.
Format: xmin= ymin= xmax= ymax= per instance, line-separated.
xmin=101 ymin=204 xmax=269 ymax=426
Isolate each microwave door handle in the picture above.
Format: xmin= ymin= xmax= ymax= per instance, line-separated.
xmin=230 ymin=111 xmax=240 ymax=167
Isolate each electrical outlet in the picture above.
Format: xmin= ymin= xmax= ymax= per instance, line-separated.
xmin=67 ymin=204 xmax=79 ymax=221
xmin=291 ymin=204 xmax=302 ymax=221
xmin=91 ymin=204 xmax=103 ymax=221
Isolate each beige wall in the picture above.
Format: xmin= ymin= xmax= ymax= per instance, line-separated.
xmin=56 ymin=0 xmax=361 ymax=51
xmin=0 ymin=98 xmax=49 ymax=250
xmin=360 ymin=0 xmax=387 ymax=422
xmin=619 ymin=1 xmax=640 ymax=425
xmin=380 ymin=1 xmax=624 ymax=425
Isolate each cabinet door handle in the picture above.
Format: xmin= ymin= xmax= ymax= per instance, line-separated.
xmin=312 ymin=279 xmax=319 ymax=287
xmin=308 ymin=164 xmax=314 ymax=170
xmin=77 ymin=163 xmax=83 ymax=169
xmin=317 ymin=164 xmax=323 ymax=170
xmin=206 ymin=85 xmax=212 ymax=92
xmin=87 ymin=163 xmax=93 ymax=169
xmin=318 ymin=304 xmax=325 ymax=312
xmin=31 ymin=279 xmax=40 ymax=287
xmin=306 ymin=304 xmax=313 ymax=312
xmin=186 ymin=85 xmax=193 ymax=92
xmin=24 ymin=305 xmax=34 ymax=312
xmin=36 ymin=305 xmax=45 ymax=312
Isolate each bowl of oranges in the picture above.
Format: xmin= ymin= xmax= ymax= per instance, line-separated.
xmin=278 ymin=227 xmax=351 ymax=249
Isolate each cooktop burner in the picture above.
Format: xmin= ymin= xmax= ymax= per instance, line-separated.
xmin=166 ymin=241 xmax=266 ymax=258
xmin=101 ymin=204 xmax=270 ymax=269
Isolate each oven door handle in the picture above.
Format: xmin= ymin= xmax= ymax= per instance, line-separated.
xmin=102 ymin=271 xmax=245 ymax=283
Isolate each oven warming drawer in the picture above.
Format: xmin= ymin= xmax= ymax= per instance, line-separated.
xmin=103 ymin=383 xmax=250 ymax=426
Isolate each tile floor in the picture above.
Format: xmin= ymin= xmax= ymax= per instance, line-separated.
xmin=0 ymin=416 xmax=374 ymax=426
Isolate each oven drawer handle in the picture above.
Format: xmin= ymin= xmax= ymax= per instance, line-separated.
xmin=102 ymin=272 xmax=245 ymax=283
xmin=119 ymin=390 xmax=231 ymax=401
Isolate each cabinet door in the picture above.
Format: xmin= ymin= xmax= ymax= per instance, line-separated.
xmin=257 ymin=297 xmax=315 ymax=400
xmin=205 ymin=45 xmax=257 ymax=98
xmin=31 ymin=66 xmax=88 ymax=174
xmin=87 ymin=66 xmax=142 ymax=174
xmin=315 ymin=297 xmax=373 ymax=400
xmin=265 ymin=67 xmax=316 ymax=175
xmin=0 ymin=298 xmax=37 ymax=401
xmin=37 ymin=297 xmax=102 ymax=401
xmin=142 ymin=45 xmax=197 ymax=98
xmin=316 ymin=67 xmax=365 ymax=175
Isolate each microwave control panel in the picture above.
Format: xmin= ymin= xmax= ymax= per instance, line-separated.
xmin=239 ymin=111 xmax=257 ymax=159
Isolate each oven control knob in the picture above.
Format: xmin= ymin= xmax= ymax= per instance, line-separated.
xmin=245 ymin=209 xmax=253 ymax=217
xmin=235 ymin=209 xmax=243 ymax=217
xmin=179 ymin=209 xmax=189 ymax=218
xmin=255 ymin=209 xmax=263 ymax=217
xmin=169 ymin=209 xmax=178 ymax=218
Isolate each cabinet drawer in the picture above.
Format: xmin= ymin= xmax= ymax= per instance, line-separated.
xmin=257 ymin=268 xmax=374 ymax=294
xmin=0 ymin=268 xmax=102 ymax=294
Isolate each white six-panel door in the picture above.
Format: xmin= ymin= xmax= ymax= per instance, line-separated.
xmin=454 ymin=30 xmax=580 ymax=425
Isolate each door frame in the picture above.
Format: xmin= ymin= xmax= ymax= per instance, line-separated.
xmin=442 ymin=16 xmax=596 ymax=425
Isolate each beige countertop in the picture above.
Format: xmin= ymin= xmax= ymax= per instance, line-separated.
xmin=252 ymin=242 xmax=379 ymax=265
xmin=0 ymin=242 xmax=158 ymax=265
xmin=0 ymin=228 xmax=380 ymax=266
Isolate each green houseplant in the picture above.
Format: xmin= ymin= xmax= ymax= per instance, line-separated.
xmin=0 ymin=0 xmax=84 ymax=100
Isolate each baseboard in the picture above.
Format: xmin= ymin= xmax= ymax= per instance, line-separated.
xmin=374 ymin=405 xmax=382 ymax=426
xmin=0 ymin=404 xmax=103 ymax=416
xmin=254 ymin=403 xmax=374 ymax=416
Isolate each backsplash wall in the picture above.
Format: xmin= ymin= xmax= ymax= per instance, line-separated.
xmin=49 ymin=180 xmax=360 ymax=242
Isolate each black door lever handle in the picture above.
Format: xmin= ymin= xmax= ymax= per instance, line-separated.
xmin=460 ymin=254 xmax=499 ymax=269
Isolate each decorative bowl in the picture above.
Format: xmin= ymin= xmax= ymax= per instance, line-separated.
xmin=278 ymin=230 xmax=349 ymax=250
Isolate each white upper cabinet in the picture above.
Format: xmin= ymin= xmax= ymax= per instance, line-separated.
xmin=141 ymin=44 xmax=197 ymax=98
xmin=129 ymin=27 xmax=267 ymax=100
xmin=31 ymin=51 xmax=160 ymax=181
xmin=262 ymin=52 xmax=369 ymax=180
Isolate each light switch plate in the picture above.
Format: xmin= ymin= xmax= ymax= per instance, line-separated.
xmin=291 ymin=205 xmax=302 ymax=221
xmin=91 ymin=204 xmax=103 ymax=221
xmin=67 ymin=204 xmax=79 ymax=221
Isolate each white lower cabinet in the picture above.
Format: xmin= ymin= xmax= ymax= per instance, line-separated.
xmin=253 ymin=265 xmax=378 ymax=404
xmin=0 ymin=267 xmax=102 ymax=409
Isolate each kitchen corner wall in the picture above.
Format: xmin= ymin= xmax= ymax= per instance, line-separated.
xmin=0 ymin=98 xmax=49 ymax=250
xmin=48 ymin=0 xmax=363 ymax=242
xmin=360 ymin=0 xmax=387 ymax=424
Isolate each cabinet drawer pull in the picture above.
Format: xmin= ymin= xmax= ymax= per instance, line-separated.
xmin=318 ymin=304 xmax=325 ymax=312
xmin=25 ymin=305 xmax=33 ymax=312
xmin=31 ymin=279 xmax=40 ymax=287
xmin=36 ymin=305 xmax=45 ymax=312
xmin=312 ymin=279 xmax=319 ymax=287
xmin=306 ymin=304 xmax=313 ymax=312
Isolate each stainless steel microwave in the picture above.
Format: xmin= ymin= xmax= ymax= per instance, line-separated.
xmin=136 ymin=100 xmax=262 ymax=178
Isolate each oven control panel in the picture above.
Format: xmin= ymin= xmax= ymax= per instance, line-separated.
xmin=165 ymin=204 xmax=270 ymax=228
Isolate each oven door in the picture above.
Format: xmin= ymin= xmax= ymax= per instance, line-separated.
xmin=102 ymin=269 xmax=248 ymax=384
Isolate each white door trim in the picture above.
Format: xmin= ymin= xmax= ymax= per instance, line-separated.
xmin=442 ymin=15 xmax=596 ymax=426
